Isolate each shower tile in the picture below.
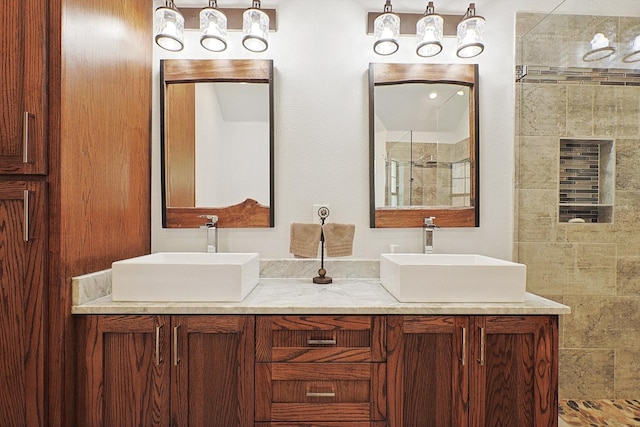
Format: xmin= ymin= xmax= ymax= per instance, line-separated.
xmin=617 ymin=257 xmax=640 ymax=296
xmin=614 ymin=87 xmax=640 ymax=137
xmin=517 ymin=189 xmax=561 ymax=242
xmin=559 ymin=349 xmax=615 ymax=399
xmin=518 ymin=136 xmax=558 ymax=189
xmin=567 ymin=86 xmax=594 ymax=137
xmin=615 ymin=139 xmax=640 ymax=191
xmin=615 ymin=348 xmax=640 ymax=398
xmin=520 ymin=84 xmax=567 ymax=136
xmin=519 ymin=242 xmax=574 ymax=295
xmin=593 ymin=87 xmax=617 ymax=137
xmin=566 ymin=244 xmax=616 ymax=295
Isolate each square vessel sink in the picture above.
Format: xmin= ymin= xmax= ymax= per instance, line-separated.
xmin=380 ymin=254 xmax=526 ymax=303
xmin=112 ymin=252 xmax=260 ymax=302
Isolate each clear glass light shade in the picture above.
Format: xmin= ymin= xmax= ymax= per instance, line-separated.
xmin=242 ymin=8 xmax=269 ymax=52
xmin=200 ymin=7 xmax=228 ymax=52
xmin=456 ymin=16 xmax=485 ymax=58
xmin=622 ymin=35 xmax=640 ymax=63
xmin=374 ymin=12 xmax=400 ymax=55
xmin=155 ymin=6 xmax=185 ymax=52
xmin=583 ymin=33 xmax=615 ymax=62
xmin=416 ymin=14 xmax=444 ymax=57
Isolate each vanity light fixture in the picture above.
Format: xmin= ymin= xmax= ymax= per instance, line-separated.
xmin=416 ymin=2 xmax=444 ymax=57
xmin=456 ymin=3 xmax=485 ymax=59
xmin=622 ymin=34 xmax=640 ymax=63
xmin=200 ymin=0 xmax=228 ymax=52
xmin=583 ymin=32 xmax=616 ymax=62
xmin=242 ymin=0 xmax=270 ymax=52
xmin=155 ymin=0 xmax=185 ymax=52
xmin=373 ymin=0 xmax=400 ymax=55
xmin=368 ymin=2 xmax=487 ymax=58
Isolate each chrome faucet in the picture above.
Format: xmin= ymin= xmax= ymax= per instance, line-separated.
xmin=423 ymin=217 xmax=438 ymax=254
xmin=199 ymin=215 xmax=219 ymax=253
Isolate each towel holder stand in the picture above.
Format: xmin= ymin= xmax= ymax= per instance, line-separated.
xmin=313 ymin=207 xmax=332 ymax=284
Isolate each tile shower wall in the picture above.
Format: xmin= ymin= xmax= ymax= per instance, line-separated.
xmin=516 ymin=13 xmax=640 ymax=400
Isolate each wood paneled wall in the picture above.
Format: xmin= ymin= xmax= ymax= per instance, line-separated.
xmin=48 ymin=0 xmax=152 ymax=424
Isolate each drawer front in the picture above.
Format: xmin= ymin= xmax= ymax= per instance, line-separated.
xmin=256 ymin=423 xmax=387 ymax=427
xmin=256 ymin=316 xmax=386 ymax=363
xmin=256 ymin=363 xmax=386 ymax=422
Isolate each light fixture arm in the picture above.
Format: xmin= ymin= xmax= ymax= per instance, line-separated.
xmin=461 ymin=3 xmax=477 ymax=22
xmin=209 ymin=0 xmax=218 ymax=8
xmin=424 ymin=1 xmax=435 ymax=16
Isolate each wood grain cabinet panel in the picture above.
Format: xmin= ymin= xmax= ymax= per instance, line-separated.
xmin=0 ymin=181 xmax=46 ymax=426
xmin=388 ymin=315 xmax=558 ymax=427
xmin=0 ymin=0 xmax=47 ymax=174
xmin=77 ymin=315 xmax=254 ymax=427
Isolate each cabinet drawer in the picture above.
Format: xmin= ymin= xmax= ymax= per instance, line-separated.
xmin=256 ymin=363 xmax=386 ymax=422
xmin=256 ymin=316 xmax=386 ymax=362
xmin=256 ymin=423 xmax=387 ymax=427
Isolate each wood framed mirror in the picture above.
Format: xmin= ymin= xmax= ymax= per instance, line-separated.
xmin=160 ymin=59 xmax=274 ymax=228
xmin=369 ymin=63 xmax=479 ymax=228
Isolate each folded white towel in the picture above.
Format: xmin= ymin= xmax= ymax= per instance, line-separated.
xmin=323 ymin=223 xmax=355 ymax=257
xmin=289 ymin=223 xmax=322 ymax=258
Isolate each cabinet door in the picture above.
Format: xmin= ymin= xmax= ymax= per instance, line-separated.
xmin=0 ymin=0 xmax=47 ymax=174
xmin=469 ymin=316 xmax=558 ymax=427
xmin=171 ymin=315 xmax=254 ymax=427
xmin=76 ymin=315 xmax=171 ymax=427
xmin=0 ymin=181 xmax=46 ymax=426
xmin=387 ymin=315 xmax=469 ymax=427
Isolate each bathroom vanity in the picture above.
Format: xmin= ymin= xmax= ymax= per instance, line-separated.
xmin=73 ymin=273 xmax=568 ymax=427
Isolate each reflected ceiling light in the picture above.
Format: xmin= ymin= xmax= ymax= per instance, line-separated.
xmin=583 ymin=33 xmax=616 ymax=62
xmin=456 ymin=3 xmax=485 ymax=59
xmin=374 ymin=0 xmax=400 ymax=55
xmin=429 ymin=91 xmax=438 ymax=99
xmin=457 ymin=89 xmax=465 ymax=96
xmin=622 ymin=34 xmax=640 ymax=63
xmin=200 ymin=0 xmax=228 ymax=52
xmin=416 ymin=2 xmax=444 ymax=57
xmin=155 ymin=0 xmax=185 ymax=52
xmin=242 ymin=0 xmax=269 ymax=52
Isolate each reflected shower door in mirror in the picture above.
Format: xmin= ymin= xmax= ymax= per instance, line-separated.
xmin=369 ymin=63 xmax=479 ymax=228
xmin=161 ymin=59 xmax=274 ymax=228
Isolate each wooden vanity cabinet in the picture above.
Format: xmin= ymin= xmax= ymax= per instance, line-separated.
xmin=387 ymin=315 xmax=558 ymax=427
xmin=76 ymin=315 xmax=254 ymax=427
xmin=255 ymin=316 xmax=386 ymax=425
xmin=0 ymin=0 xmax=47 ymax=174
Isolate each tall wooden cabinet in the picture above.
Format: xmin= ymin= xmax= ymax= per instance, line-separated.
xmin=0 ymin=0 xmax=47 ymax=174
xmin=76 ymin=315 xmax=254 ymax=427
xmin=387 ymin=315 xmax=558 ymax=427
xmin=0 ymin=181 xmax=46 ymax=426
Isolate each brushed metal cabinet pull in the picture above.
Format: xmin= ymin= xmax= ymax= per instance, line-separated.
xmin=306 ymin=392 xmax=336 ymax=397
xmin=23 ymin=190 xmax=30 ymax=242
xmin=173 ymin=325 xmax=180 ymax=366
xmin=155 ymin=326 xmax=162 ymax=366
xmin=307 ymin=339 xmax=336 ymax=346
xmin=478 ymin=327 xmax=485 ymax=366
xmin=461 ymin=327 xmax=467 ymax=366
xmin=23 ymin=112 xmax=30 ymax=163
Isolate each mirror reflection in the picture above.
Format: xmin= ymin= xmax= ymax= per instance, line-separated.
xmin=375 ymin=83 xmax=471 ymax=208
xmin=161 ymin=59 xmax=274 ymax=228
xmin=369 ymin=63 xmax=479 ymax=228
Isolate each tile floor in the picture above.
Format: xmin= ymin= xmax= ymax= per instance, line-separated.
xmin=559 ymin=400 xmax=640 ymax=426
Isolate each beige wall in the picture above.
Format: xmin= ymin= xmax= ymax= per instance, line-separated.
xmin=516 ymin=13 xmax=640 ymax=399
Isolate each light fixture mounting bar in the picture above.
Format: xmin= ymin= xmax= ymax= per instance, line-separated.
xmin=367 ymin=11 xmax=461 ymax=36
xmin=180 ymin=7 xmax=277 ymax=31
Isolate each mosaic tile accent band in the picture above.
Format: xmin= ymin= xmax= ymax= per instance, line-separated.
xmin=516 ymin=65 xmax=640 ymax=85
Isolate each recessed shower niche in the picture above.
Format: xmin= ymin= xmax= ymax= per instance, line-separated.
xmin=559 ymin=139 xmax=614 ymax=223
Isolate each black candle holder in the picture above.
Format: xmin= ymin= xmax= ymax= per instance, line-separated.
xmin=313 ymin=207 xmax=332 ymax=284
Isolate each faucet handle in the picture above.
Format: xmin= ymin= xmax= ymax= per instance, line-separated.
xmin=424 ymin=216 xmax=437 ymax=227
xmin=199 ymin=214 xmax=219 ymax=225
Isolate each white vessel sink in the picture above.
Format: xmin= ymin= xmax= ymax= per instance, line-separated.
xmin=111 ymin=252 xmax=260 ymax=302
xmin=380 ymin=254 xmax=526 ymax=303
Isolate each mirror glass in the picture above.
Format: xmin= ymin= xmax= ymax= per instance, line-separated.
xmin=161 ymin=59 xmax=274 ymax=228
xmin=369 ymin=63 xmax=479 ymax=228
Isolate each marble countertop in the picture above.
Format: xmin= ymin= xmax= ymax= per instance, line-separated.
xmin=72 ymin=268 xmax=570 ymax=315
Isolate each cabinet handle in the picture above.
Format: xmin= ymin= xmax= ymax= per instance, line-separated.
xmin=23 ymin=112 xmax=30 ymax=163
xmin=23 ymin=190 xmax=30 ymax=242
xmin=173 ymin=325 xmax=180 ymax=366
xmin=478 ymin=327 xmax=485 ymax=366
xmin=307 ymin=339 xmax=336 ymax=346
xmin=461 ymin=327 xmax=467 ymax=366
xmin=155 ymin=325 xmax=162 ymax=366
xmin=306 ymin=392 xmax=336 ymax=397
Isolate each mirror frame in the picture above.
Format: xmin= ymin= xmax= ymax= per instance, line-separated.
xmin=369 ymin=63 xmax=479 ymax=228
xmin=160 ymin=59 xmax=275 ymax=228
